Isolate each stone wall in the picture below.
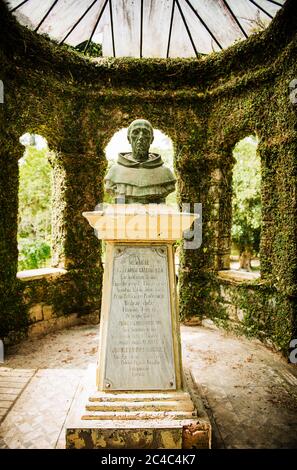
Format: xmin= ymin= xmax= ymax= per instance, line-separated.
xmin=15 ymin=269 xmax=99 ymax=341
xmin=0 ymin=0 xmax=296 ymax=352
xmin=209 ymin=272 xmax=296 ymax=352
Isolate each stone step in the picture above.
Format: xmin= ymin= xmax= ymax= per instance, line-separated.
xmin=81 ymin=410 xmax=197 ymax=421
xmin=0 ymin=381 xmax=25 ymax=389
xmin=86 ymin=399 xmax=195 ymax=412
xmin=0 ymin=400 xmax=13 ymax=408
xmin=0 ymin=369 xmax=33 ymax=377
xmin=0 ymin=376 xmax=30 ymax=384
xmin=88 ymin=391 xmax=191 ymax=402
xmin=0 ymin=393 xmax=18 ymax=401
xmin=0 ymin=387 xmax=22 ymax=395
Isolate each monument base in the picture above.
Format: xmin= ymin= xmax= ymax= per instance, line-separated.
xmin=65 ymin=366 xmax=211 ymax=449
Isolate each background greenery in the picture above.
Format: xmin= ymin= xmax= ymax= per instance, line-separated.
xmin=231 ymin=136 xmax=261 ymax=259
xmin=18 ymin=145 xmax=52 ymax=270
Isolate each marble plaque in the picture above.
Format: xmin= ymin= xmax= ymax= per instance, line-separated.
xmin=103 ymin=245 xmax=176 ymax=390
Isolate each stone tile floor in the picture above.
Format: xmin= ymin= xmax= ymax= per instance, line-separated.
xmin=0 ymin=323 xmax=296 ymax=449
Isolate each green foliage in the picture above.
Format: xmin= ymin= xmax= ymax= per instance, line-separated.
xmin=73 ymin=40 xmax=102 ymax=58
xmin=231 ymin=136 xmax=261 ymax=254
xmin=18 ymin=145 xmax=52 ymax=270
xmin=18 ymin=239 xmax=51 ymax=271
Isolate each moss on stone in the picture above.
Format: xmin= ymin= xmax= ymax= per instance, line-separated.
xmin=0 ymin=0 xmax=296 ymax=352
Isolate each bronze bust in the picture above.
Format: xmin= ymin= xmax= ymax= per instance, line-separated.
xmin=104 ymin=119 xmax=176 ymax=204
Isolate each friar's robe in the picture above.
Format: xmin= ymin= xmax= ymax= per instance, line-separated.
xmin=104 ymin=152 xmax=176 ymax=202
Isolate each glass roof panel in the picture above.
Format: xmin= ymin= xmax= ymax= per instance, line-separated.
xmin=5 ymin=0 xmax=284 ymax=57
xmin=112 ymin=0 xmax=141 ymax=57
xmin=142 ymin=0 xmax=173 ymax=58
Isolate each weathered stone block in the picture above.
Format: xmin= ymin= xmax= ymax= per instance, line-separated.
xmin=42 ymin=304 xmax=54 ymax=320
xmin=183 ymin=424 xmax=211 ymax=449
xmin=28 ymin=320 xmax=48 ymax=337
xmin=66 ymin=427 xmax=182 ymax=449
xmin=28 ymin=313 xmax=81 ymax=338
xmin=29 ymin=304 xmax=43 ymax=323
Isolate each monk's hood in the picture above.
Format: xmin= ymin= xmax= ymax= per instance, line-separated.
xmin=117 ymin=152 xmax=163 ymax=169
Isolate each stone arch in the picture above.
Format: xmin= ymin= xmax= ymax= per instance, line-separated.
xmin=18 ymin=133 xmax=53 ymax=271
xmin=0 ymin=0 xmax=296 ymax=351
xmin=230 ymin=134 xmax=261 ymax=273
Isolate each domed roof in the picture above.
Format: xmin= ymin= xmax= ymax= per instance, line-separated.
xmin=5 ymin=0 xmax=285 ymax=57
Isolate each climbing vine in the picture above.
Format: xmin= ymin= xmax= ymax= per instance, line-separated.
xmin=0 ymin=0 xmax=296 ymax=352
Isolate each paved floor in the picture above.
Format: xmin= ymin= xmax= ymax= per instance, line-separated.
xmin=0 ymin=323 xmax=296 ymax=449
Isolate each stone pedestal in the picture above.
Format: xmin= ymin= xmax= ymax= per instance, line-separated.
xmin=65 ymin=204 xmax=211 ymax=448
xmin=66 ymin=365 xmax=210 ymax=449
xmin=98 ymin=242 xmax=182 ymax=392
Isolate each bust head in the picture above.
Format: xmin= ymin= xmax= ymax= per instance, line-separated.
xmin=127 ymin=119 xmax=154 ymax=162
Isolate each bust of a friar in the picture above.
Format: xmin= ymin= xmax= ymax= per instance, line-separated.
xmin=104 ymin=119 xmax=176 ymax=204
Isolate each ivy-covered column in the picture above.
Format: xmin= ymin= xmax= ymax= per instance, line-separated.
xmin=49 ymin=146 xmax=105 ymax=317
xmin=0 ymin=145 xmax=27 ymax=339
xmin=50 ymin=151 xmax=67 ymax=268
xmin=174 ymin=119 xmax=213 ymax=320
xmin=51 ymin=150 xmax=104 ymax=269
xmin=260 ymin=135 xmax=297 ymax=296
xmin=209 ymin=149 xmax=234 ymax=271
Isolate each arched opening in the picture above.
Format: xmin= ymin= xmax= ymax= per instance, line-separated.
xmin=18 ymin=133 xmax=53 ymax=271
xmin=231 ymin=135 xmax=261 ymax=275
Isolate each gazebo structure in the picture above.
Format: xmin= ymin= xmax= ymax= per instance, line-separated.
xmin=1 ymin=0 xmax=296 ymax=353
xmin=0 ymin=0 xmax=297 ymax=454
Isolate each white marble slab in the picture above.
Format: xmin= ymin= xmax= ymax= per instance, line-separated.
xmin=103 ymin=245 xmax=176 ymax=390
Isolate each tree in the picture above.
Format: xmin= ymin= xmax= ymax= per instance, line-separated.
xmin=231 ymin=136 xmax=261 ymax=271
